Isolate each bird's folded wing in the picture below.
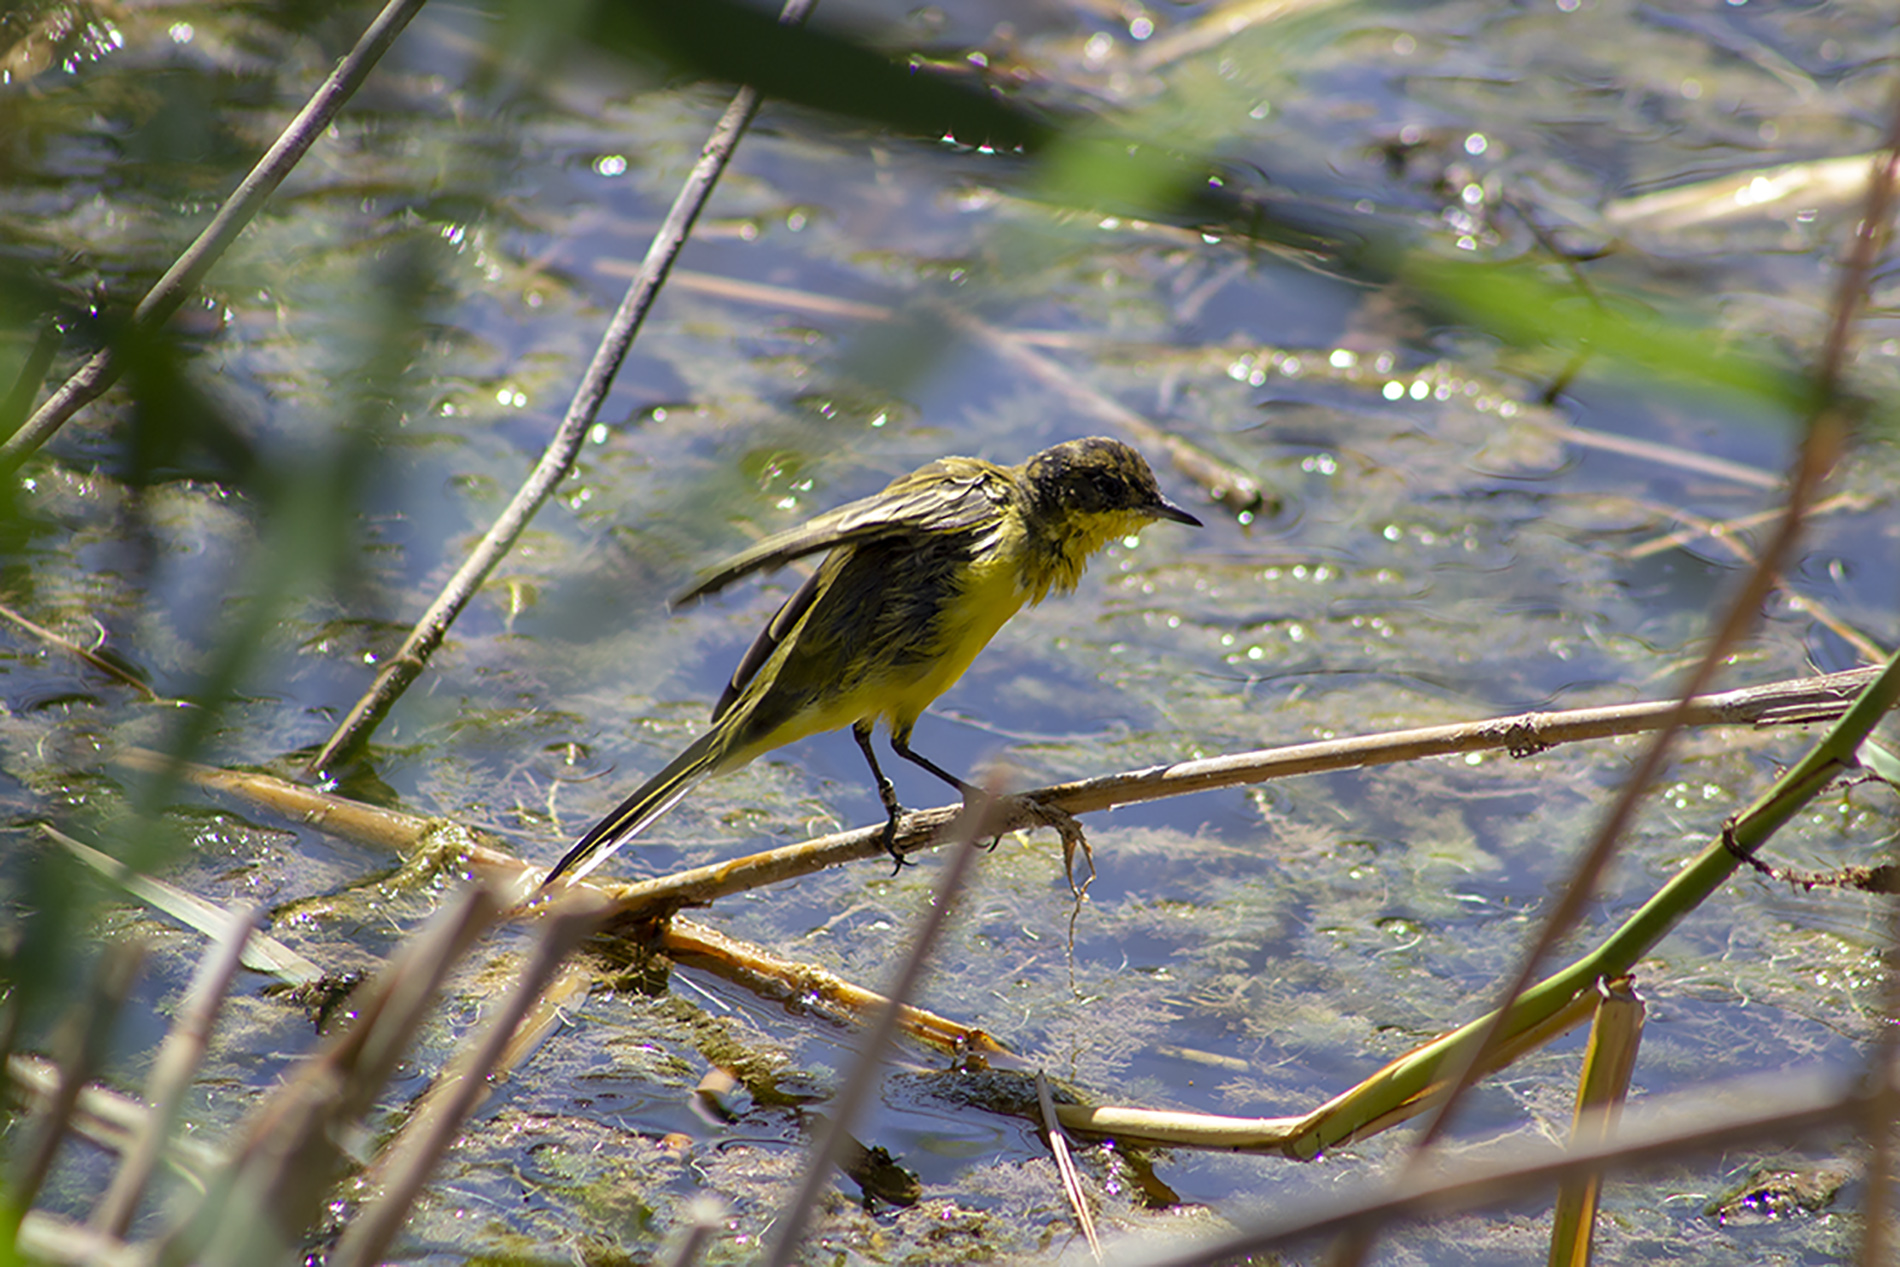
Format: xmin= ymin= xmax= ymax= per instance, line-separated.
xmin=672 ymin=463 xmax=1007 ymax=606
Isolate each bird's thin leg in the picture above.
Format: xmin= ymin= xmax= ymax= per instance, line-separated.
xmin=890 ymin=730 xmax=1010 ymax=851
xmin=854 ymin=721 xmax=908 ymax=869
xmin=888 ymin=731 xmax=978 ymax=797
xmin=892 ymin=729 xmax=1087 ymax=866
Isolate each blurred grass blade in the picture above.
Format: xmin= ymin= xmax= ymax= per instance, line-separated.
xmin=153 ymin=884 xmax=503 ymax=1267
xmin=4 ymin=941 xmax=143 ymax=1246
xmin=1408 ymin=254 xmax=1814 ymax=415
xmin=331 ymin=894 xmax=607 ymax=1267
xmin=90 ymin=907 xmax=261 ymax=1238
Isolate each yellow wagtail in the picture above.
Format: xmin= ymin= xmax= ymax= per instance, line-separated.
xmin=541 ymin=435 xmax=1201 ymax=887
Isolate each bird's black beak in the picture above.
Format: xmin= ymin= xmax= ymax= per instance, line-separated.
xmin=1153 ymin=496 xmax=1203 ymax=527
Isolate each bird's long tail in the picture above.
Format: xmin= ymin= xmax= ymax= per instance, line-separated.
xmin=540 ymin=727 xmax=726 ymax=889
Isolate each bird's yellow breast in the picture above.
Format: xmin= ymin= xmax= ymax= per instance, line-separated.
xmin=718 ymin=513 xmax=1033 ymax=762
xmin=873 ymin=538 xmax=1029 ymax=733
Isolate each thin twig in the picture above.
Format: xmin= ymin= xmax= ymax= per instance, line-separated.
xmin=307 ymin=0 xmax=822 ymax=772
xmin=0 ymin=600 xmax=165 ymax=703
xmin=1037 ymin=1070 xmax=1102 ymax=1262
xmin=1616 ymin=492 xmax=1886 ymax=661
xmin=760 ymin=785 xmax=997 ymax=1267
xmin=2 ymin=0 xmax=430 ymax=470
xmin=1622 ymin=491 xmax=1873 ymax=561
xmin=1541 ymin=419 xmax=1780 ymax=489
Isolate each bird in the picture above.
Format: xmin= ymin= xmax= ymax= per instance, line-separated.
xmin=540 ymin=435 xmax=1202 ymax=888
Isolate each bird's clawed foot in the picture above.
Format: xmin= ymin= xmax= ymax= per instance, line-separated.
xmin=1014 ymin=796 xmax=1093 ymax=897
xmin=877 ymin=808 xmax=911 ymax=875
xmin=948 ymin=791 xmax=1093 ymax=897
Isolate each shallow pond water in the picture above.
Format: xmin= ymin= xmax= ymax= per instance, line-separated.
xmin=3 ymin=0 xmax=1897 ymax=1263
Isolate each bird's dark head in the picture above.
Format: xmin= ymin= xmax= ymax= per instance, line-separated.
xmin=1016 ymin=437 xmax=1201 ymax=601
xmin=1023 ymin=437 xmax=1203 ymax=528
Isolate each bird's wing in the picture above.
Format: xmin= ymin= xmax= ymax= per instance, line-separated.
xmin=708 ymin=565 xmax=823 ymax=723
xmin=694 ymin=461 xmax=1012 ymax=724
xmin=673 ymin=460 xmax=1009 ymax=606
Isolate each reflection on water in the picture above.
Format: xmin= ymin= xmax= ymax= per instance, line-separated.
xmin=1 ymin=0 xmax=1894 ymax=1261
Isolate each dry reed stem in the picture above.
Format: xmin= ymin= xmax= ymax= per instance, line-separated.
xmin=664 ymin=917 xmax=1007 ymax=1055
xmin=106 ymin=748 xmax=1001 ymax=1052
xmin=112 ymin=749 xmax=443 ymax=854
xmin=117 ymin=665 xmax=1878 ymax=924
